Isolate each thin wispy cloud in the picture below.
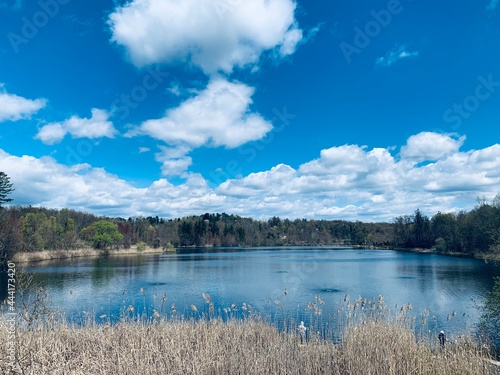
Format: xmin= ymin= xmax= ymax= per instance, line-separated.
xmin=375 ymin=44 xmax=419 ymax=68
xmin=0 ymin=0 xmax=23 ymax=11
xmin=487 ymin=0 xmax=498 ymax=10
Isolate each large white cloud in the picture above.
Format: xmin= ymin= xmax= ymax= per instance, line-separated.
xmin=2 ymin=132 xmax=499 ymax=221
xmin=400 ymin=132 xmax=466 ymax=162
xmin=108 ymin=0 xmax=303 ymax=74
xmin=35 ymin=108 xmax=118 ymax=145
xmin=0 ymin=85 xmax=46 ymax=122
xmin=128 ymin=78 xmax=273 ymax=176
xmin=131 ymin=79 xmax=272 ymax=148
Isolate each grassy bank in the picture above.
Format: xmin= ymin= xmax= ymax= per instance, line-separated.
xmin=11 ymin=244 xmax=500 ymax=265
xmin=0 ymin=316 xmax=495 ymax=375
xmin=11 ymin=245 xmax=172 ymax=263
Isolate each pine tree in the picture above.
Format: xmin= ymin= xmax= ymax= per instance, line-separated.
xmin=0 ymin=172 xmax=14 ymax=207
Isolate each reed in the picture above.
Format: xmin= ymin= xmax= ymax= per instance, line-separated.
xmin=0 ymin=291 xmax=495 ymax=374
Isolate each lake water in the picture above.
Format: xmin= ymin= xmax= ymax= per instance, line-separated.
xmin=12 ymin=247 xmax=500 ymax=337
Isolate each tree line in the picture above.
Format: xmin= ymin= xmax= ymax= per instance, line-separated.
xmin=0 ymin=199 xmax=498 ymax=259
xmin=0 ymin=171 xmax=499 ymax=261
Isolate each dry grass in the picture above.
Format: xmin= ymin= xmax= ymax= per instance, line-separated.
xmin=0 ymin=314 xmax=495 ymax=375
xmin=12 ymin=246 xmax=169 ymax=264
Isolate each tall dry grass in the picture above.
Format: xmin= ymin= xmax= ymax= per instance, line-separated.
xmin=0 ymin=312 xmax=495 ymax=375
xmin=12 ymin=245 xmax=169 ymax=263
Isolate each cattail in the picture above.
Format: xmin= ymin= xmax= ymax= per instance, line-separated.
xmin=191 ymin=305 xmax=198 ymax=312
xmin=153 ymin=310 xmax=160 ymax=319
xmin=452 ymin=310 xmax=457 ymax=317
xmin=231 ymin=303 xmax=237 ymax=311
xmin=127 ymin=305 xmax=134 ymax=313
xmin=162 ymin=294 xmax=167 ymax=302
xmin=99 ymin=314 xmax=107 ymax=319
xmin=202 ymin=293 xmax=211 ymax=303
xmin=283 ymin=289 xmax=288 ymax=296
xmin=140 ymin=288 xmax=145 ymax=294
xmin=171 ymin=304 xmax=176 ymax=313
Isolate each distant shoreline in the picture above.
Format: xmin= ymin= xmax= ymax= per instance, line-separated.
xmin=10 ymin=244 xmax=500 ymax=264
xmin=11 ymin=246 xmax=171 ymax=263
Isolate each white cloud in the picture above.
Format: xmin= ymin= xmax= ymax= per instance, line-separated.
xmin=108 ymin=0 xmax=303 ymax=74
xmin=279 ymin=25 xmax=303 ymax=56
xmin=128 ymin=78 xmax=272 ymax=176
xmin=400 ymin=132 xmax=466 ymax=162
xmin=35 ymin=108 xmax=118 ymax=145
xmin=375 ymin=44 xmax=419 ymax=67
xmin=2 ymin=132 xmax=500 ymax=222
xmin=0 ymin=85 xmax=46 ymax=122
xmin=131 ymin=79 xmax=271 ymax=148
xmin=154 ymin=145 xmax=193 ymax=176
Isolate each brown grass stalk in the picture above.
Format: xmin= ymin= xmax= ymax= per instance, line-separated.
xmin=0 ymin=313 xmax=495 ymax=375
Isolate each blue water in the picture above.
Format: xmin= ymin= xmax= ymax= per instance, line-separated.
xmin=13 ymin=247 xmax=500 ymax=336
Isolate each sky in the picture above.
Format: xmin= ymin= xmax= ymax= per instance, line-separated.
xmin=0 ymin=0 xmax=499 ymax=222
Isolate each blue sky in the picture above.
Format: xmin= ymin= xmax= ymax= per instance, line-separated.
xmin=0 ymin=0 xmax=499 ymax=221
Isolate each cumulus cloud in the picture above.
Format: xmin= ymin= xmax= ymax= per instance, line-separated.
xmin=2 ymin=132 xmax=500 ymax=221
xmin=0 ymin=85 xmax=46 ymax=122
xmin=375 ymin=44 xmax=419 ymax=67
xmin=154 ymin=145 xmax=193 ymax=177
xmin=131 ymin=79 xmax=271 ymax=148
xmin=400 ymin=132 xmax=466 ymax=162
xmin=35 ymin=108 xmax=118 ymax=145
xmin=128 ymin=78 xmax=272 ymax=176
xmin=108 ymin=0 xmax=303 ymax=74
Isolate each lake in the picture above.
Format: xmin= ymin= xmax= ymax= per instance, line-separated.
xmin=11 ymin=247 xmax=500 ymax=337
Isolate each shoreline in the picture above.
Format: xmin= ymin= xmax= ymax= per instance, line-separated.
xmin=11 ymin=246 xmax=171 ymax=264
xmin=9 ymin=244 xmax=500 ymax=264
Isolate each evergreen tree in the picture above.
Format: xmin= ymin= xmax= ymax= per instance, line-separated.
xmin=0 ymin=172 xmax=14 ymax=207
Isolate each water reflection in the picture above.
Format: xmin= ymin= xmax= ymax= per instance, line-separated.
xmin=4 ymin=249 xmax=500 ymax=336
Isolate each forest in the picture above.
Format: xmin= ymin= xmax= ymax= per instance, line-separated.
xmin=0 ymin=196 xmax=499 ymax=262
